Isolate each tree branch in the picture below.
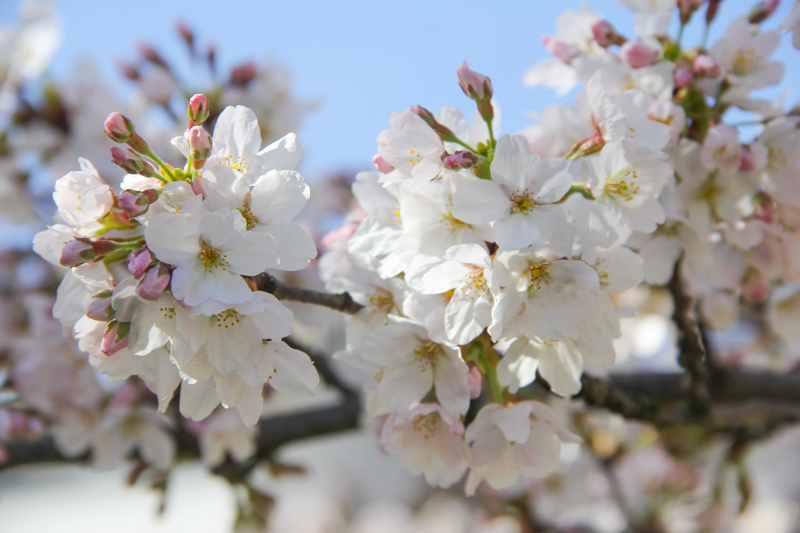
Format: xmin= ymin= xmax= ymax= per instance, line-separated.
xmin=247 ymin=272 xmax=363 ymax=315
xmin=668 ymin=256 xmax=711 ymax=415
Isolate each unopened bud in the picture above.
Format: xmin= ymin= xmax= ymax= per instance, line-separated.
xmin=230 ymin=62 xmax=256 ymax=87
xmin=177 ymin=21 xmax=195 ymax=54
xmin=542 ymin=36 xmax=580 ymax=63
xmin=467 ymin=367 xmax=482 ymax=399
xmin=749 ymin=0 xmax=780 ymax=23
xmin=706 ymin=0 xmax=722 ymax=24
xmin=443 ymin=151 xmax=479 ymax=169
xmin=678 ymin=0 xmax=706 ymax=23
xmin=118 ymin=60 xmax=140 ymax=81
xmin=90 ymin=239 xmax=118 ymax=257
xmin=101 ymin=321 xmax=130 ymax=356
xmin=118 ymin=189 xmax=158 ymax=217
xmin=372 ymin=155 xmax=395 ymax=173
xmin=693 ymin=54 xmax=721 ymax=77
xmin=409 ymin=105 xmax=460 ymax=143
xmin=104 ymin=112 xmax=135 ymax=143
xmin=138 ymin=43 xmax=168 ymax=68
xmin=127 ymin=246 xmax=155 ymax=279
xmin=457 ymin=61 xmax=493 ymax=102
xmin=60 ymin=238 xmax=95 ymax=266
xmin=191 ymin=175 xmax=205 ymax=196
xmin=591 ymin=20 xmax=625 ymax=47
xmin=189 ymin=126 xmax=212 ymax=168
xmin=674 ymin=66 xmax=694 ymax=88
xmin=620 ymin=41 xmax=660 ymax=68
xmin=137 ymin=264 xmax=171 ymax=301
xmin=754 ymin=190 xmax=777 ymax=224
xmin=188 ymin=94 xmax=210 ymax=125
xmin=83 ymin=290 xmax=114 ymax=321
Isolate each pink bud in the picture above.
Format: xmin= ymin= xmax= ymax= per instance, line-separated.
xmin=111 ymin=146 xmax=143 ymax=174
xmin=60 ymin=238 xmax=95 ymax=267
xmin=118 ymin=60 xmax=140 ymax=81
xmin=127 ymin=246 xmax=155 ymax=279
xmin=409 ymin=105 xmax=459 ymax=143
xmin=678 ymin=0 xmax=706 ymax=23
xmin=138 ymin=43 xmax=167 ymax=68
xmin=443 ymin=151 xmax=479 ymax=170
xmin=467 ymin=367 xmax=482 ymax=399
xmin=188 ymin=94 xmax=210 ymax=125
xmin=118 ymin=189 xmax=158 ymax=217
xmin=591 ymin=21 xmax=620 ymax=47
xmin=372 ymin=155 xmax=395 ymax=173
xmin=673 ymin=66 xmax=694 ymax=88
xmin=740 ymin=146 xmax=757 ymax=171
xmin=754 ymin=191 xmax=777 ymax=224
xmin=620 ymin=41 xmax=660 ymax=68
xmin=542 ymin=36 xmax=581 ymax=63
xmin=83 ymin=290 xmax=114 ymax=321
xmin=101 ymin=321 xmax=130 ymax=356
xmin=230 ymin=62 xmax=257 ymax=87
xmin=191 ymin=175 xmax=205 ymax=196
xmin=693 ymin=54 xmax=721 ymax=77
xmin=742 ymin=270 xmax=770 ymax=304
xmin=749 ymin=0 xmax=780 ymax=24
xmin=11 ymin=412 xmax=27 ymax=435
xmin=706 ymin=0 xmax=722 ymax=25
xmin=189 ymin=126 xmax=212 ymax=168
xmin=137 ymin=264 xmax=171 ymax=301
xmin=104 ymin=112 xmax=135 ymax=143
xmin=457 ymin=61 xmax=493 ymax=101
xmin=177 ymin=21 xmax=195 ymax=51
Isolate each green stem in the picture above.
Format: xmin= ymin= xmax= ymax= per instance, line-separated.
xmin=677 ymin=22 xmax=686 ymax=48
xmin=145 ymin=149 xmax=177 ymax=182
xmin=451 ymin=138 xmax=479 ymax=153
xmin=557 ymin=184 xmax=596 ymax=203
xmin=486 ymin=120 xmax=496 ymax=152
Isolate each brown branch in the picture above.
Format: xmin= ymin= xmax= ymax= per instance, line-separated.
xmin=1 ymin=394 xmax=360 ymax=474
xmin=668 ymin=257 xmax=710 ymax=415
xmin=247 ymin=272 xmax=364 ymax=315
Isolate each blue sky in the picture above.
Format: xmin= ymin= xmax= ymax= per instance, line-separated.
xmin=1 ymin=0 xmax=798 ymax=180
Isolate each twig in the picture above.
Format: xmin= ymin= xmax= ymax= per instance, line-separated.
xmin=577 ymin=373 xmax=681 ymax=427
xmin=248 ymin=272 xmax=363 ymax=315
xmin=668 ymin=257 xmax=710 ymax=415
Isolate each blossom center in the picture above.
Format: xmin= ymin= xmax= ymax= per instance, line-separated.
xmin=412 ymin=413 xmax=438 ymax=440
xmin=732 ymin=48 xmax=761 ymax=76
xmin=407 ymin=149 xmax=423 ymax=166
xmin=368 ymin=287 xmax=395 ymax=314
xmin=239 ymin=204 xmax=260 ymax=231
xmin=604 ymin=169 xmax=640 ymax=201
xmin=198 ymin=242 xmax=229 ymax=272
xmin=214 ymin=309 xmax=245 ymax=329
xmin=461 ymin=269 xmax=487 ymax=299
xmin=414 ymin=341 xmax=443 ymax=371
xmin=526 ymin=261 xmax=551 ymax=291
xmin=441 ymin=209 xmax=468 ymax=232
xmin=219 ymin=155 xmax=249 ymax=172
xmin=509 ymin=190 xmax=537 ymax=214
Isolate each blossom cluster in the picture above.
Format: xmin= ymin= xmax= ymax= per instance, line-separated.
xmin=318 ymin=0 xmax=800 ymax=495
xmin=32 ymin=100 xmax=320 ymax=429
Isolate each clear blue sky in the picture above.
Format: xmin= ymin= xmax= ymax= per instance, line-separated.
xmin=1 ymin=0 xmax=798 ymax=180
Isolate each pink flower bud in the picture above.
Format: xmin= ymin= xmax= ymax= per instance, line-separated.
xmin=191 ymin=175 xmax=205 ymax=196
xmin=230 ymin=62 xmax=257 ymax=87
xmin=104 ymin=112 xmax=135 ymax=143
xmin=449 ymin=418 xmax=466 ymax=437
xmin=188 ymin=94 xmax=210 ymax=125
xmin=542 ymin=36 xmax=581 ymax=63
xmin=189 ymin=126 xmax=212 ymax=168
xmin=706 ymin=0 xmax=722 ymax=24
xmin=678 ymin=0 xmax=706 ymax=23
xmin=673 ymin=66 xmax=694 ymax=88
xmin=372 ymin=155 xmax=395 ymax=173
xmin=118 ymin=60 xmax=140 ymax=81
xmin=693 ymin=54 xmax=721 ymax=77
xmin=137 ymin=264 xmax=171 ymax=301
xmin=443 ymin=151 xmax=479 ymax=169
xmin=749 ymin=0 xmax=780 ymax=24
xmin=409 ymin=105 xmax=459 ymax=143
xmin=111 ymin=146 xmax=143 ymax=174
xmin=83 ymin=290 xmax=114 ymax=321
xmin=467 ymin=367 xmax=482 ymax=399
xmin=754 ymin=191 xmax=777 ymax=224
xmin=740 ymin=146 xmax=757 ymax=171
xmin=177 ymin=21 xmax=195 ymax=51
xmin=138 ymin=43 xmax=167 ymax=68
xmin=101 ymin=321 xmax=130 ymax=356
xmin=591 ymin=20 xmax=622 ymax=47
xmin=128 ymin=246 xmax=155 ymax=279
xmin=457 ymin=61 xmax=493 ymax=101
xmin=742 ymin=270 xmax=770 ymax=304
xmin=60 ymin=238 xmax=95 ymax=266
xmin=117 ymin=189 xmax=158 ymax=217
xmin=620 ymin=41 xmax=660 ymax=68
